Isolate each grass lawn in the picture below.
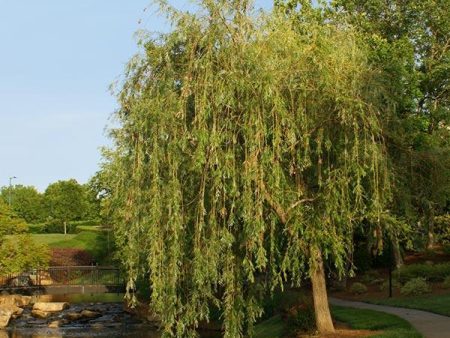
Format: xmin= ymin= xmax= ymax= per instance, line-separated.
xmin=9 ymin=230 xmax=113 ymax=265
xmin=332 ymin=306 xmax=423 ymax=338
xmin=254 ymin=306 xmax=423 ymax=338
xmin=254 ymin=315 xmax=285 ymax=338
xmin=25 ymin=233 xmax=77 ymax=245
xmin=366 ymin=293 xmax=450 ymax=317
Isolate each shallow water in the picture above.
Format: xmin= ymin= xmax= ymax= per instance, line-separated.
xmin=2 ymin=294 xmax=161 ymax=338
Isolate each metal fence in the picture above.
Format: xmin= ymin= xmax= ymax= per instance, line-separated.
xmin=0 ymin=266 xmax=123 ymax=288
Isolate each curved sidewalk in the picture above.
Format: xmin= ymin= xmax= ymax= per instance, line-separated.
xmin=329 ymin=297 xmax=450 ymax=338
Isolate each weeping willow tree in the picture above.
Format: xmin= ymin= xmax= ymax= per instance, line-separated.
xmin=106 ymin=0 xmax=390 ymax=336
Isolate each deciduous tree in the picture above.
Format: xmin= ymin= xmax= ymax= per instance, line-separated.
xmin=106 ymin=1 xmax=390 ymax=336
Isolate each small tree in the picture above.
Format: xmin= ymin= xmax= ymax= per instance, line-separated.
xmin=44 ymin=179 xmax=87 ymax=234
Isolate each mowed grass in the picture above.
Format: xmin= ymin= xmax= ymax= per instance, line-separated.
xmin=9 ymin=230 xmax=113 ymax=265
xmin=332 ymin=306 xmax=423 ymax=338
xmin=254 ymin=306 xmax=423 ymax=338
xmin=367 ymin=293 xmax=450 ymax=317
xmin=254 ymin=315 xmax=285 ymax=338
xmin=24 ymin=233 xmax=77 ymax=245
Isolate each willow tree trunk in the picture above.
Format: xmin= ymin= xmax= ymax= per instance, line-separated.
xmin=310 ymin=246 xmax=335 ymax=334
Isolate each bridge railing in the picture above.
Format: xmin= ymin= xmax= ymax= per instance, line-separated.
xmin=0 ymin=266 xmax=124 ymax=288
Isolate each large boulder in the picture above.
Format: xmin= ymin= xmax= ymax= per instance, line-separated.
xmin=33 ymin=302 xmax=69 ymax=312
xmin=0 ymin=308 xmax=12 ymax=328
xmin=0 ymin=295 xmax=31 ymax=307
xmin=31 ymin=309 xmax=51 ymax=319
xmin=0 ymin=303 xmax=24 ymax=324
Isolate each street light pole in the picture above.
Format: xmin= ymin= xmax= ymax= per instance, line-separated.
xmin=8 ymin=176 xmax=17 ymax=206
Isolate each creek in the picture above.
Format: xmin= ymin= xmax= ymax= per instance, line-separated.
xmin=2 ymin=293 xmax=160 ymax=338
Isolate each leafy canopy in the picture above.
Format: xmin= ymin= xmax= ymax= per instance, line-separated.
xmin=107 ymin=1 xmax=390 ymax=336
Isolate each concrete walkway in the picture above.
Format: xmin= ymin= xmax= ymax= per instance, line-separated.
xmin=329 ymin=297 xmax=450 ymax=338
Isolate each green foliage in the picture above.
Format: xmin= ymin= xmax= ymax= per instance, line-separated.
xmin=41 ymin=218 xmax=76 ymax=234
xmin=106 ymin=1 xmax=392 ymax=336
xmin=0 ymin=199 xmax=28 ymax=236
xmin=350 ymin=282 xmax=368 ymax=295
xmin=333 ymin=0 xmax=450 ymax=250
xmin=0 ymin=185 xmax=45 ymax=223
xmin=379 ymin=279 xmax=401 ymax=292
xmin=44 ymin=179 xmax=90 ymax=230
xmin=331 ymin=306 xmax=423 ymax=338
xmin=442 ymin=276 xmax=450 ymax=289
xmin=360 ymin=270 xmax=380 ymax=283
xmin=400 ymin=277 xmax=431 ymax=296
xmin=435 ymin=214 xmax=450 ymax=244
xmin=0 ymin=234 xmax=50 ymax=275
xmin=285 ymin=301 xmax=316 ymax=334
xmin=396 ymin=263 xmax=450 ymax=283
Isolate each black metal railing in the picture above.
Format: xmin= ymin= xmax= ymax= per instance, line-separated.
xmin=0 ymin=266 xmax=123 ymax=288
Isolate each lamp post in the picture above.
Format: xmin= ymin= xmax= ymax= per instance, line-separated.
xmin=8 ymin=176 xmax=17 ymax=206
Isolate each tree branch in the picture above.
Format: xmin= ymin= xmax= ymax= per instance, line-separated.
xmin=260 ymin=181 xmax=315 ymax=224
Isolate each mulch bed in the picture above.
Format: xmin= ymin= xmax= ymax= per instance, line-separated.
xmin=50 ymin=248 xmax=94 ymax=266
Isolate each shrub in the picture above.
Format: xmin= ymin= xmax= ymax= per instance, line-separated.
xmin=395 ymin=263 xmax=450 ymax=283
xmin=350 ymin=282 xmax=368 ymax=294
xmin=285 ymin=301 xmax=316 ymax=333
xmin=442 ymin=276 xmax=450 ymax=289
xmin=0 ymin=235 xmax=50 ymax=274
xmin=379 ymin=279 xmax=401 ymax=291
xmin=361 ymin=270 xmax=381 ymax=283
xmin=400 ymin=278 xmax=431 ymax=296
xmin=41 ymin=218 xmax=76 ymax=234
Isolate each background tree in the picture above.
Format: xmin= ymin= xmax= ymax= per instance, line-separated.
xmin=106 ymin=1 xmax=390 ymax=336
xmin=0 ymin=185 xmax=45 ymax=223
xmin=0 ymin=199 xmax=49 ymax=275
xmin=0 ymin=234 xmax=50 ymax=275
xmin=0 ymin=199 xmax=28 ymax=236
xmin=333 ymin=0 xmax=450 ymax=253
xmin=86 ymin=171 xmax=112 ymax=224
xmin=44 ymin=179 xmax=87 ymax=234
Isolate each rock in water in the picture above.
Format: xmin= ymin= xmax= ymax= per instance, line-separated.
xmin=0 ymin=308 xmax=12 ymax=328
xmin=31 ymin=310 xmax=51 ymax=319
xmin=0 ymin=295 xmax=31 ymax=307
xmin=64 ymin=312 xmax=83 ymax=321
xmin=33 ymin=302 xmax=69 ymax=312
xmin=81 ymin=310 xmax=101 ymax=319
xmin=48 ymin=319 xmax=68 ymax=328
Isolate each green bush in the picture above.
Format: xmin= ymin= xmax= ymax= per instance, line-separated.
xmin=361 ymin=270 xmax=381 ymax=283
xmin=71 ymin=219 xmax=102 ymax=227
xmin=350 ymin=282 xmax=368 ymax=294
xmin=379 ymin=279 xmax=401 ymax=291
xmin=41 ymin=218 xmax=76 ymax=234
xmin=442 ymin=276 xmax=450 ymax=289
xmin=400 ymin=277 xmax=431 ymax=296
xmin=0 ymin=234 xmax=50 ymax=274
xmin=285 ymin=301 xmax=316 ymax=333
xmin=395 ymin=263 xmax=450 ymax=283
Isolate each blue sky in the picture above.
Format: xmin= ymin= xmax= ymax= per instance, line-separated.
xmin=0 ymin=1 xmax=272 ymax=192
